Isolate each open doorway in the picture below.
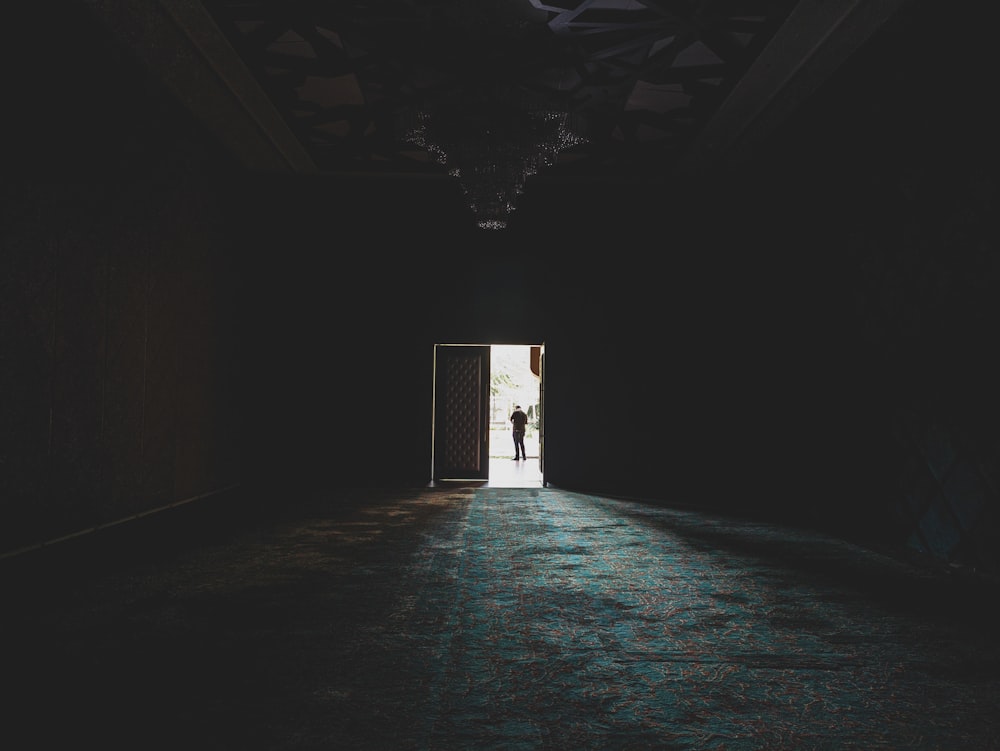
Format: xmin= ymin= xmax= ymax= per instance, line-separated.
xmin=488 ymin=344 xmax=543 ymax=487
xmin=431 ymin=343 xmax=543 ymax=487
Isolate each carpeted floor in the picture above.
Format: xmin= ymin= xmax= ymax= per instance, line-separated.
xmin=5 ymin=487 xmax=999 ymax=750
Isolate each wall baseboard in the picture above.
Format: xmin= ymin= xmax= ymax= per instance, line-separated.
xmin=1 ymin=484 xmax=245 ymax=589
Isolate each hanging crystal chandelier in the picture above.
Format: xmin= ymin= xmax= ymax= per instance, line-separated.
xmin=403 ymin=92 xmax=587 ymax=229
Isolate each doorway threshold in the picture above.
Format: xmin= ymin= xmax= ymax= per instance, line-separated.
xmin=428 ymin=457 xmax=543 ymax=488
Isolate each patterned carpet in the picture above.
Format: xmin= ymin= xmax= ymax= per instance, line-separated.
xmin=5 ymin=487 xmax=1000 ymax=750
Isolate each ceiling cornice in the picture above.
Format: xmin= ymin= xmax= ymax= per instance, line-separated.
xmin=674 ymin=0 xmax=914 ymax=176
xmin=80 ymin=0 xmax=318 ymax=173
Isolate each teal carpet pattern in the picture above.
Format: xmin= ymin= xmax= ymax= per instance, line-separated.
xmin=356 ymin=489 xmax=999 ymax=750
xmin=6 ymin=487 xmax=1000 ymax=749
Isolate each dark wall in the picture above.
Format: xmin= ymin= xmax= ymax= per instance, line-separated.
xmin=773 ymin=0 xmax=1000 ymax=569
xmin=1 ymin=3 xmax=243 ymax=555
xmin=238 ymin=171 xmax=877 ymax=523
xmin=233 ymin=174 xmax=801 ymax=507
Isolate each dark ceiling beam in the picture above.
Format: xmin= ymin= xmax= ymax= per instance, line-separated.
xmin=673 ymin=0 xmax=913 ymax=176
xmin=79 ymin=0 xmax=317 ymax=174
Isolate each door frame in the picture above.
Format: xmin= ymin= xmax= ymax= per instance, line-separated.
xmin=431 ymin=342 xmax=545 ymax=483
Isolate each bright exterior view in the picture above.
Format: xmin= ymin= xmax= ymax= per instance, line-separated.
xmin=489 ymin=345 xmax=541 ymax=459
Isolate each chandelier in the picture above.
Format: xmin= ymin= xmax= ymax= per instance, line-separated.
xmin=403 ymin=91 xmax=587 ymax=230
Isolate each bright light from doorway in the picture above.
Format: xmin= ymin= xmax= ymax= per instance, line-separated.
xmin=489 ymin=345 xmax=541 ymax=459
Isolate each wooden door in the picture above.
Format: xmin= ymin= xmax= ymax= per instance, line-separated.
xmin=433 ymin=344 xmax=490 ymax=481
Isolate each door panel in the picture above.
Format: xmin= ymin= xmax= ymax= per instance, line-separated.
xmin=433 ymin=345 xmax=490 ymax=481
xmin=538 ymin=346 xmax=544 ymax=478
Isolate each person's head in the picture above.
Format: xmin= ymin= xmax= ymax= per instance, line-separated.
xmin=515 ymin=405 xmax=521 ymax=410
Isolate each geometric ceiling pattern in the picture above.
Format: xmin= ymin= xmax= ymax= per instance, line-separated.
xmin=202 ymin=0 xmax=798 ymax=178
xmin=77 ymin=0 xmax=916 ymax=226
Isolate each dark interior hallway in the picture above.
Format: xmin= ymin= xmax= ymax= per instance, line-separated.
xmin=5 ymin=486 xmax=999 ymax=750
xmin=3 ymin=3 xmax=1000 ymax=749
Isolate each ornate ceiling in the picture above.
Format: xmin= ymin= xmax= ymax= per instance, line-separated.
xmin=69 ymin=0 xmax=917 ymax=225
xmin=199 ymin=0 xmax=798 ymax=180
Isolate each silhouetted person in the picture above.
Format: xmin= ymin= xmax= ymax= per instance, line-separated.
xmin=510 ymin=405 xmax=528 ymax=460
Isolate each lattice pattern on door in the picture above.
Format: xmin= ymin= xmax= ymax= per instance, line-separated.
xmin=441 ymin=353 xmax=481 ymax=471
